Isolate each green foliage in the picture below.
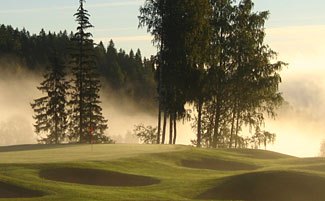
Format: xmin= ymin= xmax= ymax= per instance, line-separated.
xmin=91 ymin=135 xmax=115 ymax=144
xmin=133 ymin=124 xmax=157 ymax=144
xmin=192 ymin=0 xmax=285 ymax=148
xmin=139 ymin=0 xmax=285 ymax=147
xmin=251 ymin=129 xmax=276 ymax=149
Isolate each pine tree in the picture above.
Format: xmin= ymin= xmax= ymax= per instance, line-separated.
xmin=31 ymin=53 xmax=69 ymax=144
xmin=135 ymin=49 xmax=142 ymax=64
xmin=69 ymin=0 xmax=108 ymax=143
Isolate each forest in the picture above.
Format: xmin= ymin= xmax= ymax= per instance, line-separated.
xmin=0 ymin=25 xmax=157 ymax=110
xmin=0 ymin=0 xmax=285 ymax=149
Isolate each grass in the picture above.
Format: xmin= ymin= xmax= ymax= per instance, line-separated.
xmin=0 ymin=144 xmax=324 ymax=200
xmin=181 ymin=157 xmax=259 ymax=171
xmin=198 ymin=170 xmax=325 ymax=201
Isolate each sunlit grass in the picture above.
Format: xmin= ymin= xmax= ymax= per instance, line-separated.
xmin=0 ymin=144 xmax=324 ymax=200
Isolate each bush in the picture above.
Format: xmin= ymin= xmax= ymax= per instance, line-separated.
xmin=133 ymin=124 xmax=157 ymax=144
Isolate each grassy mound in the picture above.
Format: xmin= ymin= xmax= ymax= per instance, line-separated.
xmin=0 ymin=144 xmax=319 ymax=200
xmin=181 ymin=158 xmax=259 ymax=171
xmin=0 ymin=181 xmax=43 ymax=198
xmin=198 ymin=171 xmax=325 ymax=201
xmin=0 ymin=144 xmax=66 ymax=152
xmin=285 ymin=157 xmax=325 ymax=165
xmin=40 ymin=167 xmax=160 ymax=187
xmin=226 ymin=148 xmax=294 ymax=159
xmin=0 ymin=144 xmax=186 ymax=164
xmin=297 ymin=164 xmax=325 ymax=172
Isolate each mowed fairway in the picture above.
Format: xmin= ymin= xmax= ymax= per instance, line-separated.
xmin=1 ymin=144 xmax=325 ymax=201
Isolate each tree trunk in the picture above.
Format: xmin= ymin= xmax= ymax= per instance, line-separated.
xmin=86 ymin=96 xmax=94 ymax=144
xmin=55 ymin=115 xmax=58 ymax=144
xmin=208 ymin=108 xmax=216 ymax=148
xmin=54 ymin=98 xmax=59 ymax=144
xmin=229 ymin=108 xmax=236 ymax=148
xmin=157 ymin=103 xmax=161 ymax=144
xmin=169 ymin=114 xmax=173 ymax=144
xmin=234 ymin=109 xmax=240 ymax=148
xmin=157 ymin=40 xmax=163 ymax=145
xmin=161 ymin=111 xmax=167 ymax=144
xmin=173 ymin=113 xmax=177 ymax=144
xmin=79 ymin=36 xmax=84 ymax=143
xmin=157 ymin=17 xmax=164 ymax=145
xmin=212 ymin=99 xmax=221 ymax=148
xmin=197 ymin=99 xmax=203 ymax=147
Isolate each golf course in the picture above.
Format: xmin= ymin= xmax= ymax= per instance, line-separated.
xmin=0 ymin=144 xmax=325 ymax=201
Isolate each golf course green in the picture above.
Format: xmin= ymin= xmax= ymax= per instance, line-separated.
xmin=0 ymin=144 xmax=325 ymax=200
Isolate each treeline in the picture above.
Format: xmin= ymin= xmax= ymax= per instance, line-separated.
xmin=96 ymin=40 xmax=156 ymax=109
xmin=0 ymin=0 xmax=285 ymax=148
xmin=0 ymin=25 xmax=71 ymax=68
xmin=0 ymin=24 xmax=157 ymax=110
xmin=139 ymin=0 xmax=286 ymax=148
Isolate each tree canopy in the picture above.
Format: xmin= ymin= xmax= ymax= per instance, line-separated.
xmin=139 ymin=0 xmax=286 ymax=147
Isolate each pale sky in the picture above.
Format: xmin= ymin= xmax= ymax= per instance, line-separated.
xmin=1 ymin=0 xmax=325 ymax=157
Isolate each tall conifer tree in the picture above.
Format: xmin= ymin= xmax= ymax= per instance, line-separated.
xmin=69 ymin=0 xmax=108 ymax=143
xmin=31 ymin=53 xmax=69 ymax=144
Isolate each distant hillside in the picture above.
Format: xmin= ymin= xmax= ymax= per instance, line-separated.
xmin=0 ymin=24 xmax=157 ymax=112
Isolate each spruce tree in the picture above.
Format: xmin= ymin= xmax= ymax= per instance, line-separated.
xmin=69 ymin=0 xmax=108 ymax=143
xmin=31 ymin=53 xmax=69 ymax=144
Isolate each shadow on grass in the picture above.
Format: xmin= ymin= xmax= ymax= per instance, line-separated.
xmin=40 ymin=167 xmax=160 ymax=187
xmin=0 ymin=181 xmax=44 ymax=198
xmin=198 ymin=171 xmax=325 ymax=201
xmin=181 ymin=158 xmax=259 ymax=171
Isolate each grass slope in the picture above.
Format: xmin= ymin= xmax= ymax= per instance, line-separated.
xmin=198 ymin=171 xmax=325 ymax=201
xmin=0 ymin=144 xmax=324 ymax=201
xmin=0 ymin=181 xmax=43 ymax=198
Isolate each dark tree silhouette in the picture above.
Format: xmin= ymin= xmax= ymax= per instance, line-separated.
xmin=139 ymin=0 xmax=211 ymax=145
xmin=68 ymin=0 xmax=108 ymax=143
xmin=139 ymin=0 xmax=167 ymax=144
xmin=31 ymin=53 xmax=69 ymax=144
